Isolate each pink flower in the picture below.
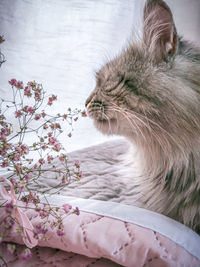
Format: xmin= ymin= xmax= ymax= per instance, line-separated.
xmin=7 ymin=243 xmax=16 ymax=254
xmin=4 ymin=217 xmax=15 ymax=229
xmin=21 ymin=144 xmax=29 ymax=154
xmin=53 ymin=143 xmax=61 ymax=152
xmin=74 ymin=117 xmax=78 ymax=121
xmin=0 ymin=149 xmax=6 ymax=156
xmin=15 ymin=110 xmax=23 ymax=118
xmin=41 ymin=145 xmax=47 ymax=150
xmin=74 ymin=161 xmax=80 ymax=168
xmin=17 ymin=181 xmax=26 ymax=192
xmin=78 ymin=171 xmax=83 ymax=179
xmin=35 ymin=224 xmax=47 ymax=234
xmin=55 ymin=123 xmax=61 ymax=129
xmin=43 ymin=124 xmax=48 ymax=130
xmin=48 ymin=137 xmax=57 ymax=145
xmin=25 ymin=173 xmax=32 ymax=181
xmin=1 ymin=127 xmax=9 ymax=135
xmin=81 ymin=110 xmax=87 ymax=117
xmin=34 ymin=92 xmax=41 ymax=101
xmin=10 ymin=178 xmax=16 ymax=185
xmin=27 ymin=81 xmax=36 ymax=88
xmin=74 ymin=207 xmax=80 ymax=215
xmin=56 ymin=229 xmax=65 ymax=236
xmin=39 ymin=210 xmax=48 ymax=218
xmin=24 ymin=86 xmax=32 ymax=97
xmin=20 ymin=248 xmax=32 ymax=260
xmin=62 ymin=175 xmax=69 ymax=184
xmin=33 ymin=164 xmax=38 ymax=169
xmin=16 ymin=81 xmax=23 ymax=89
xmin=47 ymin=99 xmax=53 ymax=106
xmin=47 ymin=95 xmax=57 ymax=105
xmin=0 ymin=133 xmax=6 ymax=141
xmin=9 ymin=79 xmax=17 ymax=86
xmin=41 ymin=112 xmax=46 ymax=118
xmin=5 ymin=201 xmax=14 ymax=213
xmin=15 ymin=144 xmax=29 ymax=155
xmin=47 ymin=155 xmax=53 ymax=162
xmin=52 ymin=95 xmax=57 ymax=101
xmin=27 ymin=106 xmax=35 ymax=114
xmin=38 ymin=158 xmax=45 ymax=165
xmin=1 ymin=160 xmax=9 ymax=167
xmin=12 ymin=153 xmax=21 ymax=161
xmin=0 ymin=115 xmax=5 ymax=121
xmin=62 ymin=204 xmax=72 ymax=213
xmin=34 ymin=114 xmax=41 ymax=120
xmin=15 ymin=163 xmax=22 ymax=174
xmin=59 ymin=153 xmax=66 ymax=162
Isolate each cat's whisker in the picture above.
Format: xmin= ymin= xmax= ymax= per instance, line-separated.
xmin=111 ymin=104 xmax=169 ymax=148
xmin=108 ymin=105 xmax=147 ymax=141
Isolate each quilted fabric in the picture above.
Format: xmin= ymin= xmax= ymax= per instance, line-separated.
xmin=27 ymin=139 xmax=139 ymax=203
xmin=0 ymin=197 xmax=200 ymax=267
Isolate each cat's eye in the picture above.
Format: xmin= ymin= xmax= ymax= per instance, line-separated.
xmin=124 ymin=80 xmax=138 ymax=94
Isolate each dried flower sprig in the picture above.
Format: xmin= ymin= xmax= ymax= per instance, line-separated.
xmin=0 ymin=78 xmax=87 ymax=261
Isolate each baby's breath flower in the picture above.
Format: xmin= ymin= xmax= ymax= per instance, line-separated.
xmin=15 ymin=110 xmax=23 ymax=118
xmin=0 ymin=78 xmax=84 ymax=254
xmin=5 ymin=201 xmax=14 ymax=213
xmin=7 ymin=243 xmax=16 ymax=254
xmin=81 ymin=110 xmax=87 ymax=117
xmin=16 ymin=81 xmax=23 ymax=89
xmin=24 ymin=86 xmax=32 ymax=97
xmin=56 ymin=229 xmax=65 ymax=236
xmin=74 ymin=207 xmax=80 ymax=216
xmin=34 ymin=114 xmax=41 ymax=120
xmin=62 ymin=203 xmax=72 ymax=213
xmin=9 ymin=78 xmax=17 ymax=86
xmin=59 ymin=153 xmax=66 ymax=162
xmin=38 ymin=158 xmax=45 ymax=165
xmin=20 ymin=248 xmax=32 ymax=260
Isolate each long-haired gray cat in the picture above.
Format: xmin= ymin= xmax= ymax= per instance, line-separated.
xmin=85 ymin=0 xmax=200 ymax=233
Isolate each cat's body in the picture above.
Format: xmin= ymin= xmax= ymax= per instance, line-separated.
xmin=85 ymin=0 xmax=200 ymax=233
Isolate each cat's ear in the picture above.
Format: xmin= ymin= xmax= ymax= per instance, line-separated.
xmin=143 ymin=0 xmax=178 ymax=62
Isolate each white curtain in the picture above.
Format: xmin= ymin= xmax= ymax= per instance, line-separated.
xmin=0 ymin=0 xmax=199 ymax=152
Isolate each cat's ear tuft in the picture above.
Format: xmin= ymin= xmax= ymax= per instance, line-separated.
xmin=143 ymin=0 xmax=178 ymax=62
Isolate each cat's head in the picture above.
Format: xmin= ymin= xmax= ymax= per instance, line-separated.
xmin=85 ymin=0 xmax=200 ymax=155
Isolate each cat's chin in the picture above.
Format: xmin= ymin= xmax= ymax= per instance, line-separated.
xmin=93 ymin=118 xmax=118 ymax=135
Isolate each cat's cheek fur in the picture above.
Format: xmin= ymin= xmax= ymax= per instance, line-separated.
xmin=93 ymin=115 xmax=136 ymax=137
xmin=93 ymin=118 xmax=119 ymax=135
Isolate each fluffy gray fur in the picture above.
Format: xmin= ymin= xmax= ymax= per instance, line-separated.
xmin=85 ymin=0 xmax=200 ymax=233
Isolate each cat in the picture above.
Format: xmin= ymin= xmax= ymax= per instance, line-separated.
xmin=85 ymin=0 xmax=200 ymax=234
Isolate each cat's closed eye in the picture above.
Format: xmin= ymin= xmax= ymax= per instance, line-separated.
xmin=124 ymin=80 xmax=138 ymax=94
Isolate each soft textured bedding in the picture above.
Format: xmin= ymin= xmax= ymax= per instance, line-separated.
xmin=0 ymin=140 xmax=200 ymax=266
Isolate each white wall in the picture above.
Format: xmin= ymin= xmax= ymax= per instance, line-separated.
xmin=0 ymin=0 xmax=199 ymax=152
